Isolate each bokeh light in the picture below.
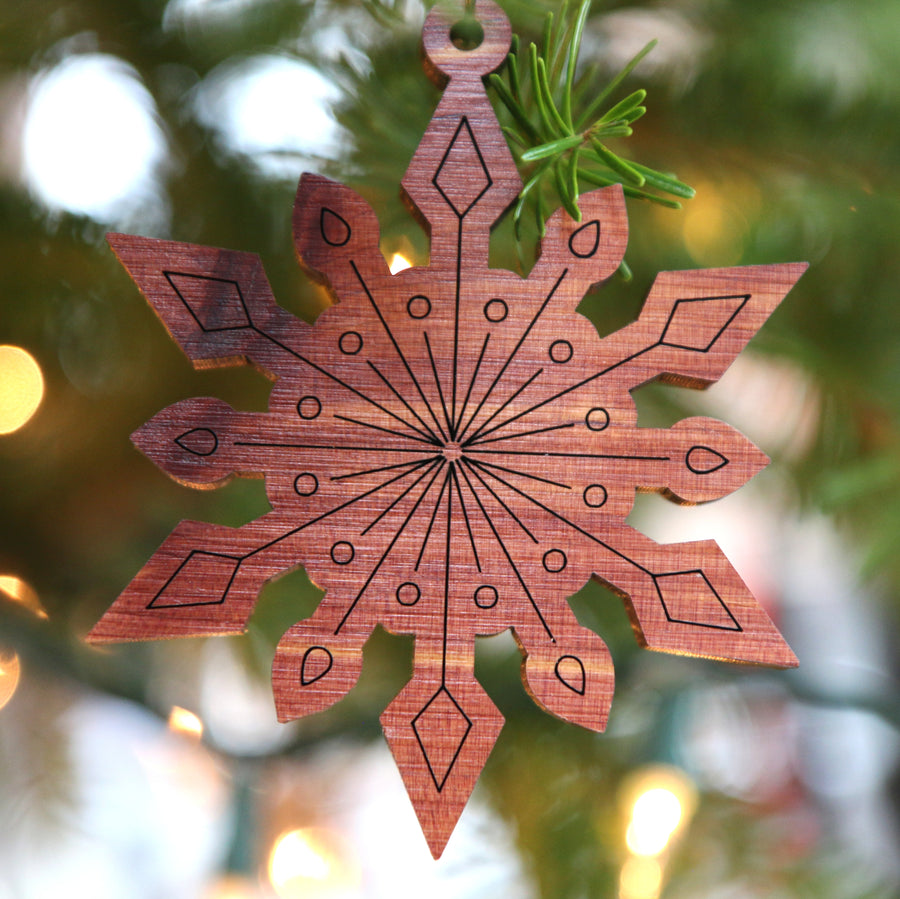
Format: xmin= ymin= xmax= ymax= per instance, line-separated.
xmin=168 ymin=705 xmax=204 ymax=740
xmin=625 ymin=788 xmax=684 ymax=856
xmin=389 ymin=252 xmax=413 ymax=274
xmin=0 ymin=346 xmax=43 ymax=434
xmin=21 ymin=53 xmax=167 ymax=220
xmin=0 ymin=574 xmax=48 ymax=618
xmin=619 ymin=857 xmax=663 ymax=899
xmin=0 ymin=650 xmax=21 ymax=711
xmin=192 ymin=55 xmax=340 ymax=177
xmin=622 ymin=766 xmax=697 ymax=858
xmin=267 ymin=827 xmax=357 ymax=899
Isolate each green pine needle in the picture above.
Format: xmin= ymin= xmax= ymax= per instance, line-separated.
xmin=489 ymin=2 xmax=694 ymax=272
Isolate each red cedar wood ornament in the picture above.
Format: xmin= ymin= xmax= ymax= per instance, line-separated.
xmin=88 ymin=0 xmax=805 ymax=858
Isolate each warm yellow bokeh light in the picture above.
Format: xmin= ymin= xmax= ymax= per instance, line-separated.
xmin=621 ymin=765 xmax=697 ymax=858
xmin=168 ymin=705 xmax=204 ymax=739
xmin=268 ymin=827 xmax=357 ymax=899
xmin=0 ymin=345 xmax=44 ymax=434
xmin=626 ymin=788 xmax=683 ymax=856
xmin=0 ymin=651 xmax=21 ymax=711
xmin=0 ymin=575 xmax=48 ymax=619
xmin=389 ymin=252 xmax=413 ymax=274
xmin=619 ymin=856 xmax=663 ymax=899
xmin=269 ymin=829 xmax=331 ymax=887
xmin=679 ymin=177 xmax=761 ymax=268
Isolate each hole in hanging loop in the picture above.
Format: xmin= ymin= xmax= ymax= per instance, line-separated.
xmin=450 ymin=17 xmax=484 ymax=50
xmin=422 ymin=0 xmax=510 ymax=80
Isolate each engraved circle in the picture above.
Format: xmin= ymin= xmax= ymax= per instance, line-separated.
xmin=474 ymin=585 xmax=498 ymax=608
xmin=294 ymin=473 xmax=319 ymax=496
xmin=330 ymin=541 xmax=355 ymax=565
xmin=297 ymin=396 xmax=322 ymax=420
xmin=484 ymin=298 xmax=508 ymax=322
xmin=585 ymin=407 xmax=610 ymax=431
xmin=583 ymin=484 xmax=608 ymax=508
xmin=407 ymin=295 xmax=432 ymax=319
xmin=396 ymin=582 xmax=421 ymax=606
xmin=339 ymin=331 xmax=363 ymax=355
xmin=549 ymin=340 xmax=573 ymax=364
xmin=542 ymin=549 xmax=567 ymax=573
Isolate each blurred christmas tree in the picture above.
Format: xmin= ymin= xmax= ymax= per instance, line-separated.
xmin=1 ymin=1 xmax=899 ymax=897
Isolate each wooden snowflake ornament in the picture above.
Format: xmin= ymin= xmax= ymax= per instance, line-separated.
xmin=88 ymin=1 xmax=804 ymax=858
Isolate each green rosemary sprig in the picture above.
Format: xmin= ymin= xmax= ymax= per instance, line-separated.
xmin=488 ymin=0 xmax=694 ymax=277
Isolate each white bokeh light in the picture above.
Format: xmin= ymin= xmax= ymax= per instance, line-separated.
xmin=21 ymin=53 xmax=167 ymax=221
xmin=192 ymin=54 xmax=341 ymax=177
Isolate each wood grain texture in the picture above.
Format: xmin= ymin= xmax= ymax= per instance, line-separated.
xmin=88 ymin=0 xmax=805 ymax=858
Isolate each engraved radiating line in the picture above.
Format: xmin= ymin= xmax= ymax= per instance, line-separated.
xmin=416 ymin=469 xmax=451 ymax=570
xmin=451 ymin=462 xmax=481 ymax=571
xmin=350 ymin=261 xmax=449 ymax=441
xmin=465 ymin=448 xmax=669 ymax=461
xmin=470 ymin=343 xmax=658 ymax=443
xmin=453 ymin=332 xmax=489 ymax=440
xmin=253 ymin=327 xmax=436 ymax=445
xmin=335 ymin=458 xmax=447 ymax=633
xmin=234 ymin=440 xmax=433 ymax=456
xmin=361 ymin=457 xmax=443 ymax=535
xmin=423 ymin=332 xmax=453 ymax=436
xmin=456 ymin=461 xmax=554 ymax=640
xmin=332 ymin=458 xmax=435 ymax=482
xmin=333 ymin=414 xmax=438 ymax=446
xmin=368 ymin=361 xmax=441 ymax=443
xmin=468 ymin=421 xmax=575 ymax=447
xmin=432 ymin=116 xmax=493 ymax=440
xmin=450 ymin=463 xmax=481 ymax=572
xmin=442 ymin=466 xmax=453 ymax=682
xmin=456 ymin=269 xmax=568 ymax=443
xmin=465 ymin=458 xmax=653 ymax=574
xmin=451 ymin=218 xmax=462 ymax=437
xmin=465 ymin=457 xmax=571 ymax=489
xmin=464 ymin=367 xmax=544 ymax=446
xmin=461 ymin=458 xmax=538 ymax=544
xmin=243 ymin=456 xmax=435 ymax=558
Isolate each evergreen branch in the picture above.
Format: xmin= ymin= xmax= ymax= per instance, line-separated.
xmin=487 ymin=4 xmax=693 ymax=274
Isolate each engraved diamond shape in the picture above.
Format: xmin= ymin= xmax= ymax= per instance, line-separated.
xmin=164 ymin=272 xmax=251 ymax=332
xmin=412 ymin=686 xmax=473 ymax=791
xmin=660 ymin=294 xmax=749 ymax=351
xmin=432 ymin=119 xmax=491 ymax=217
xmin=654 ymin=570 xmax=742 ymax=630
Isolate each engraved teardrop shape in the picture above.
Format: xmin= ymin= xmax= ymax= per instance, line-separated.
xmin=320 ymin=207 xmax=351 ymax=246
xmin=301 ymin=646 xmax=333 ymax=685
xmin=568 ymin=220 xmax=600 ymax=258
xmin=686 ymin=445 xmax=729 ymax=474
xmin=175 ymin=428 xmax=218 ymax=456
xmin=555 ymin=654 xmax=586 ymax=695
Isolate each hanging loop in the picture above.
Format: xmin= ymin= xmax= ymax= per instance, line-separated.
xmin=422 ymin=0 xmax=511 ymax=82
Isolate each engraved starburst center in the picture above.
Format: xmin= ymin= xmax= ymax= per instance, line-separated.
xmin=442 ymin=442 xmax=463 ymax=462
